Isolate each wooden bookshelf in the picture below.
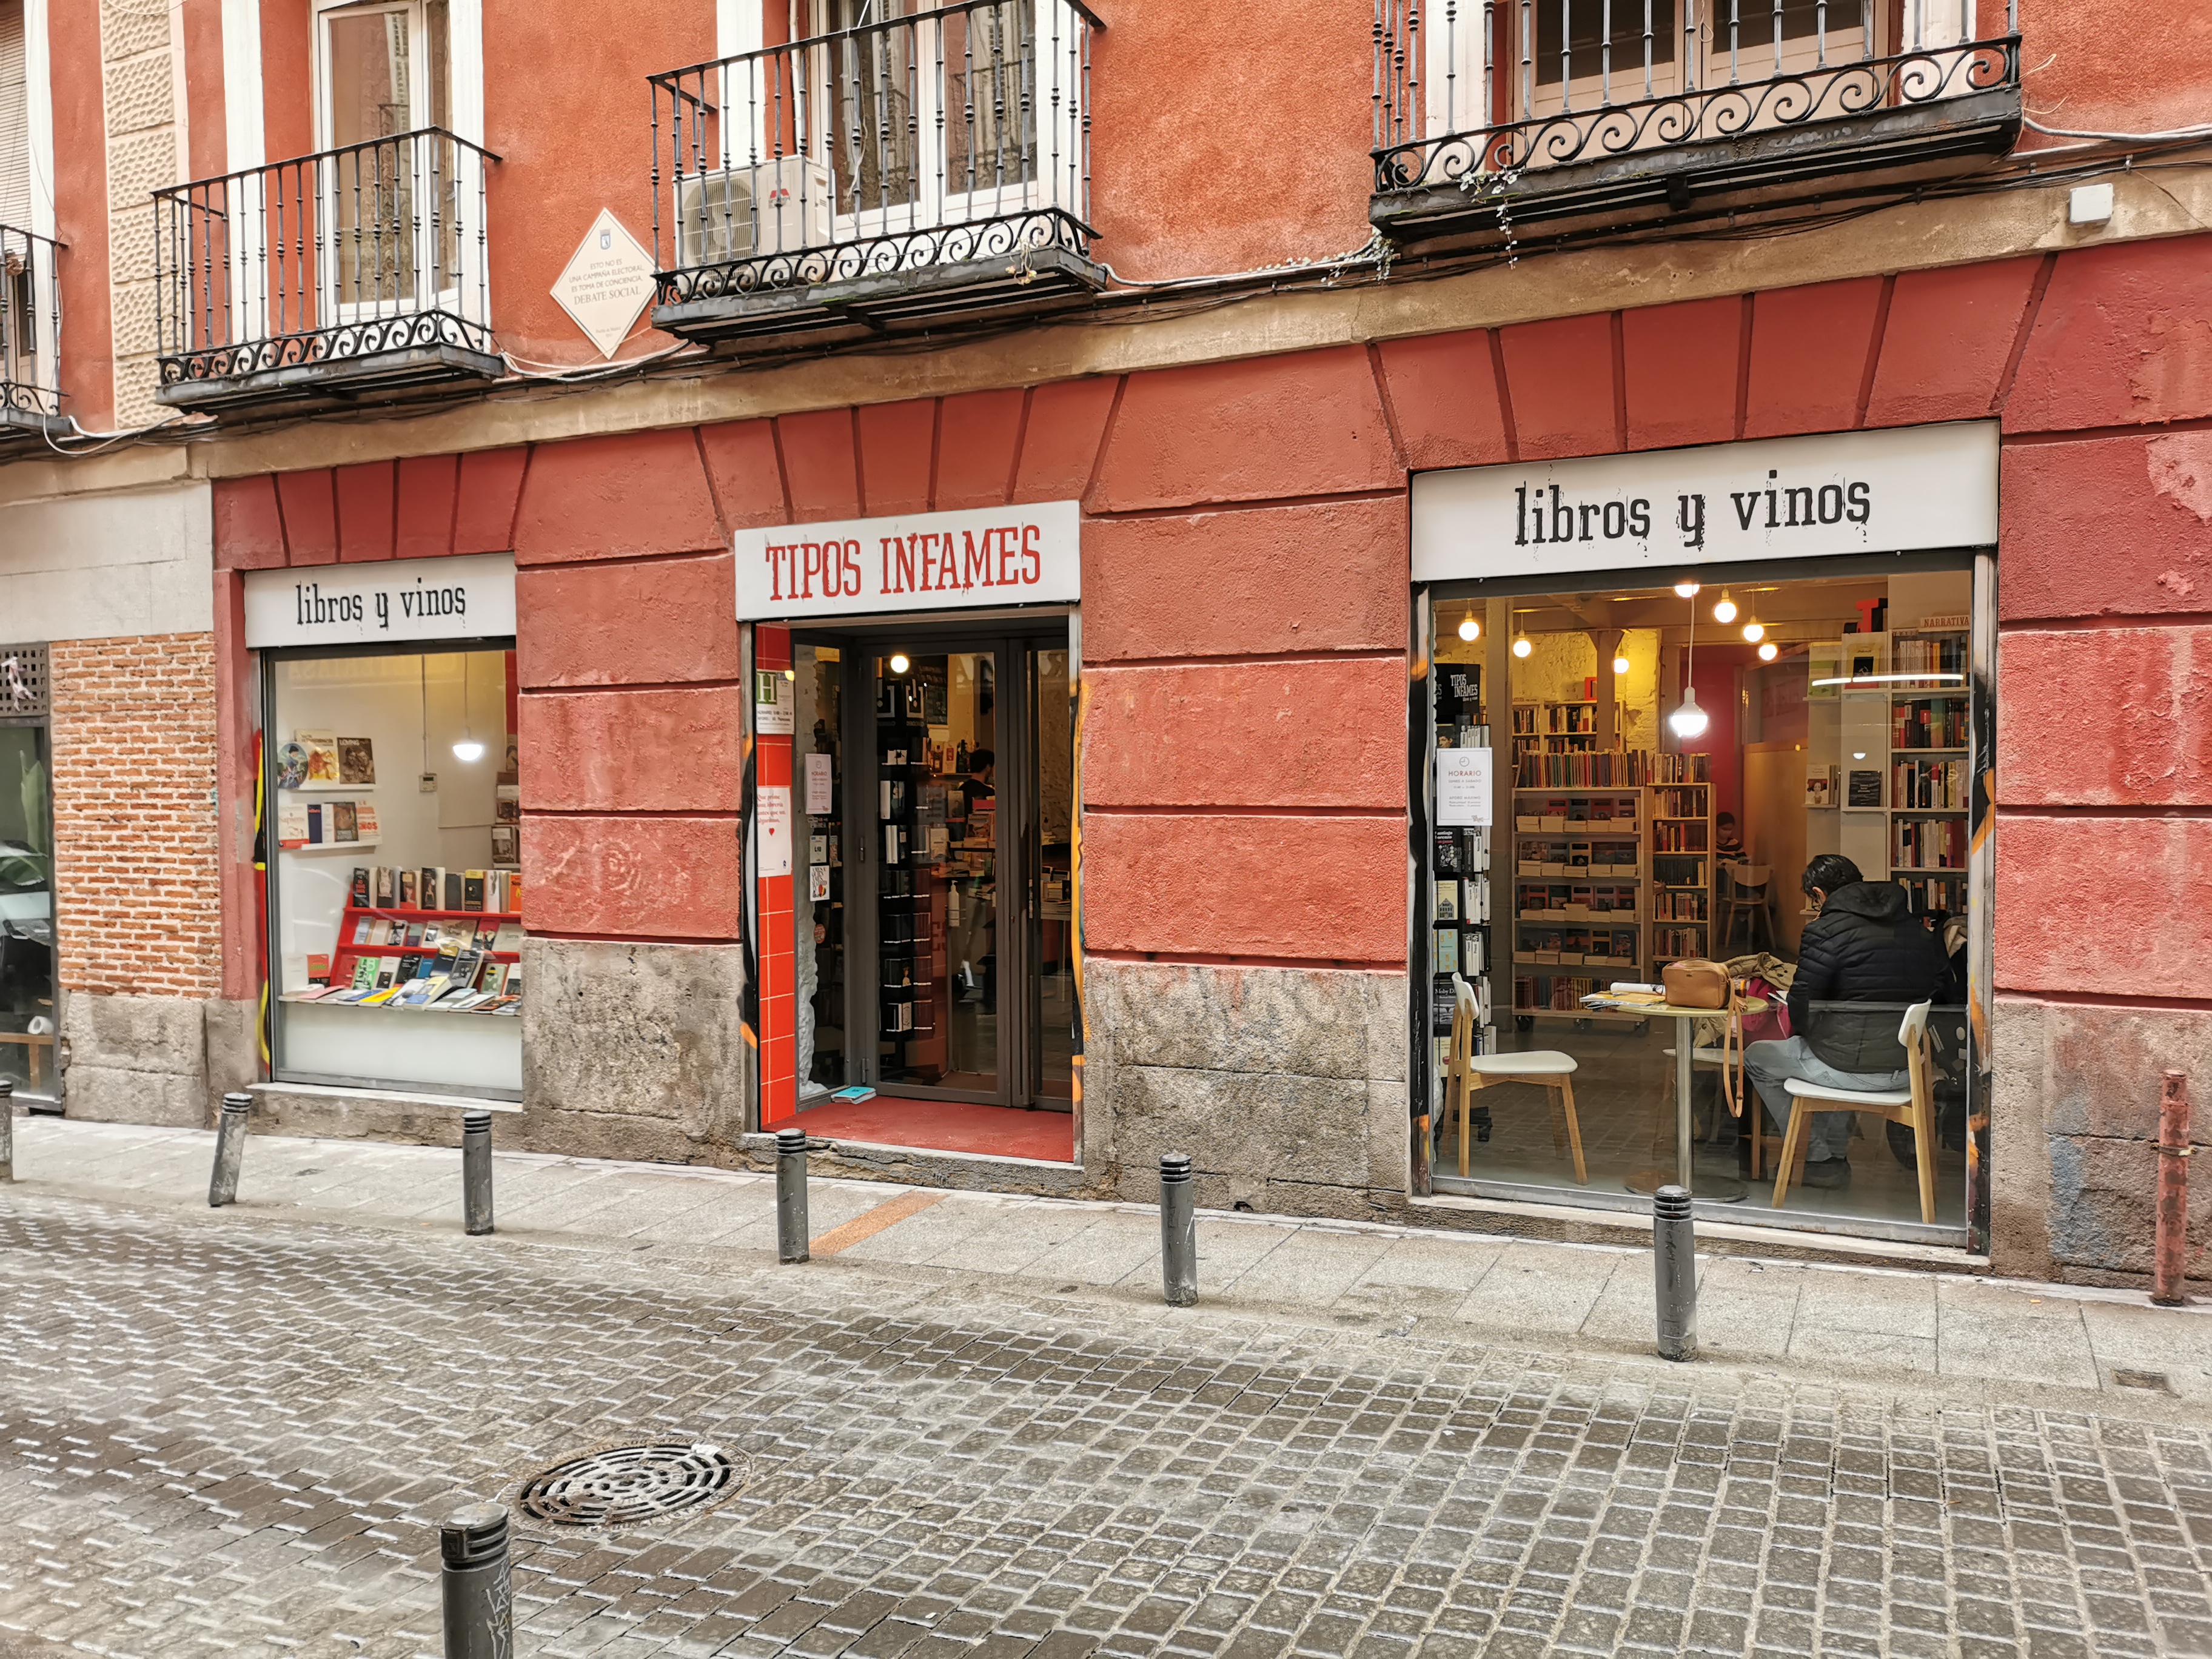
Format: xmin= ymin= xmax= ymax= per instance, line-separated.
xmin=1888 ymin=629 xmax=1970 ymax=916
xmin=1509 ymin=785 xmax=1643 ymax=1019
xmin=1647 ymin=769 xmax=1712 ymax=970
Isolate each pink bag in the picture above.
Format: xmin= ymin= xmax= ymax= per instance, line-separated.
xmin=1738 ymin=976 xmax=1792 ymax=1042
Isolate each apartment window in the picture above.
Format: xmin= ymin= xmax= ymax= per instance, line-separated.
xmin=317 ymin=0 xmax=453 ymax=307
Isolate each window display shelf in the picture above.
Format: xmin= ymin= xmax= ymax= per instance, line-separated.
xmin=284 ymin=839 xmax=381 ymax=853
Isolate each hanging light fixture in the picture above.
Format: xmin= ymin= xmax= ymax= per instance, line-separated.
xmin=1712 ymin=591 xmax=1738 ymax=625
xmin=1457 ymin=610 xmax=1480 ymax=642
xmin=1673 ymin=577 xmax=1701 ymax=598
xmin=1741 ymin=620 xmax=1766 ymax=643
xmin=1512 ymin=632 xmax=1533 ymax=659
xmin=1666 ymin=589 xmax=1709 ymax=740
xmin=1758 ymin=640 xmax=1780 ymax=662
xmin=1612 ymin=652 xmax=1631 ymax=677
xmin=451 ymin=654 xmax=484 ymax=763
xmin=888 ymin=651 xmax=911 ymax=675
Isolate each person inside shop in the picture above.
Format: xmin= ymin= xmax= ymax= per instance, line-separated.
xmin=962 ymin=748 xmax=996 ymax=814
xmin=954 ymin=749 xmax=996 ymax=1002
xmin=1715 ymin=811 xmax=1744 ymax=862
xmin=1743 ymin=853 xmax=1957 ymax=1189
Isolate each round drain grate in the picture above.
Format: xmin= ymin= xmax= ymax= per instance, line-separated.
xmin=518 ymin=1441 xmax=745 ymax=1527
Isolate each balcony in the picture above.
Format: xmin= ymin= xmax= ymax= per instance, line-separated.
xmin=153 ymin=129 xmax=501 ymax=414
xmin=1372 ymin=1 xmax=2022 ymax=251
xmin=649 ymin=0 xmax=1104 ymax=347
xmin=1 ymin=226 xmax=65 ymax=443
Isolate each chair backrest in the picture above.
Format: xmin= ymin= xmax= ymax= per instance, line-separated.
xmin=1726 ymin=863 xmax=1771 ymax=897
xmin=1895 ymin=999 xmax=1931 ymax=1048
xmin=1898 ymin=998 xmax=1934 ymax=1111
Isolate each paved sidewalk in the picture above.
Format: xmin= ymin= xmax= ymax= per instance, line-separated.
xmin=6 ymin=1118 xmax=2212 ymax=1659
xmin=10 ymin=1118 xmax=2210 ymax=1404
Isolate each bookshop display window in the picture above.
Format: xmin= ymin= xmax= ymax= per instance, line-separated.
xmin=266 ymin=644 xmax=523 ymax=1096
xmin=0 ymin=663 xmax=55 ymax=1102
xmin=1423 ymin=556 xmax=1989 ymax=1244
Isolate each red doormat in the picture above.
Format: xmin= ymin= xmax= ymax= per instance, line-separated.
xmin=793 ymin=1097 xmax=1076 ymax=1163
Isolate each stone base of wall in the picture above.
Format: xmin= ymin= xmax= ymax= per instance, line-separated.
xmin=60 ymin=993 xmax=255 ymax=1128
xmin=1082 ymin=960 xmax=1409 ymax=1219
xmin=517 ymin=938 xmax=751 ymax=1162
xmin=1993 ymin=994 xmax=2212 ymax=1285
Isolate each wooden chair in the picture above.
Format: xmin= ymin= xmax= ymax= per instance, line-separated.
xmin=1447 ymin=975 xmax=1586 ymax=1183
xmin=1771 ymin=1000 xmax=1937 ymax=1222
xmin=1664 ymin=999 xmax=1754 ymax=1169
xmin=1717 ymin=863 xmax=1774 ymax=953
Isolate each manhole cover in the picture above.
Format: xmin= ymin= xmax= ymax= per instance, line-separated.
xmin=518 ymin=1441 xmax=745 ymax=1527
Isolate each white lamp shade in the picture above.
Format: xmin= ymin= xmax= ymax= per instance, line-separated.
xmin=1666 ymin=688 xmax=1709 ymax=740
xmin=451 ymin=739 xmax=486 ymax=763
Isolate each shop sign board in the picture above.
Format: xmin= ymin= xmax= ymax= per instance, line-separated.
xmin=1411 ymin=423 xmax=1998 ymax=583
xmin=735 ymin=501 xmax=1080 ymax=621
xmin=244 ymin=554 xmax=518 ymax=648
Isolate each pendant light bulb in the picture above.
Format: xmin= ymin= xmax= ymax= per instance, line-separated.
xmin=1741 ymin=620 xmax=1766 ymax=643
xmin=451 ymin=738 xmax=484 ymax=763
xmin=1512 ymin=634 xmax=1533 ymax=659
xmin=1457 ymin=614 xmax=1480 ymax=643
xmin=1612 ymin=653 xmax=1631 ymax=677
xmin=450 ymin=652 xmax=481 ymax=763
xmin=1712 ymin=592 xmax=1738 ymax=625
xmin=1673 ymin=577 xmax=1701 ymax=598
xmin=888 ymin=652 xmax=911 ymax=675
xmin=1758 ymin=640 xmax=1780 ymax=662
xmin=1666 ymin=685 xmax=1709 ymax=740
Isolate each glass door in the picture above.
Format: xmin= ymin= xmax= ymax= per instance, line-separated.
xmin=797 ymin=623 xmax=1070 ymax=1112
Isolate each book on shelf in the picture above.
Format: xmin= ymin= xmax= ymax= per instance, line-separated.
xmin=463 ymin=871 xmax=487 ymax=913
xmin=355 ymin=803 xmax=380 ymax=840
xmin=298 ymin=731 xmax=341 ymax=786
xmin=331 ymin=801 xmax=358 ymax=843
xmin=1891 ymin=635 xmax=1967 ymax=676
xmin=443 ymin=870 xmax=464 ymax=910
xmin=1892 ymin=695 xmax=1968 ymax=749
xmin=278 ymin=802 xmax=309 ymax=847
xmin=348 ymin=866 xmax=370 ymax=906
xmin=338 ymin=736 xmax=376 ymax=785
xmin=1892 ymin=757 xmax=1968 ymax=810
xmin=1892 ymin=816 xmax=1968 ymax=871
xmin=307 ymin=802 xmax=324 ymax=843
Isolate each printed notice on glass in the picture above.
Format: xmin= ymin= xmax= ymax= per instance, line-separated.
xmin=754 ymin=671 xmax=794 ymax=736
xmin=1435 ymin=748 xmax=1493 ymax=827
xmin=756 ymin=788 xmax=793 ymax=877
xmin=804 ymin=752 xmax=834 ymax=816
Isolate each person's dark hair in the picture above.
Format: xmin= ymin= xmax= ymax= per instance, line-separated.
xmin=1801 ymin=853 xmax=1862 ymax=897
xmin=1717 ymin=811 xmax=1738 ymax=826
xmin=969 ymin=748 xmax=994 ymax=773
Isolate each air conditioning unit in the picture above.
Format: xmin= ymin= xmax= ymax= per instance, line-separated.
xmin=675 ymin=156 xmax=833 ymax=267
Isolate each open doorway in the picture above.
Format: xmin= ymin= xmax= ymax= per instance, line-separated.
xmin=785 ymin=619 xmax=1074 ymax=1160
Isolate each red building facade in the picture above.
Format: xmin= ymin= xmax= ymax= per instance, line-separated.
xmin=4 ymin=0 xmax=2210 ymax=1287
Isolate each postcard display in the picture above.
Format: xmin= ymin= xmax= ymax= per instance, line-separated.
xmin=247 ymin=557 xmax=524 ymax=1094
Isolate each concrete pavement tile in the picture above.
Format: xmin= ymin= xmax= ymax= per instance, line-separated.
xmin=1184 ymin=1216 xmax=1296 ymax=1295
xmin=1936 ymin=1284 xmax=2100 ymax=1390
xmin=1691 ymin=1259 xmax=1801 ymax=1359
xmin=2079 ymin=1303 xmax=2212 ymax=1403
xmin=940 ymin=1200 xmax=1125 ymax=1277
xmin=1785 ymin=1322 xmax=1937 ymax=1376
xmin=1352 ymin=1237 xmax=1506 ymax=1293
xmin=1016 ymin=1211 xmax=1164 ymax=1286
xmin=837 ymin=1195 xmax=1011 ymax=1265
xmin=1821 ymin=1272 xmax=1940 ymax=1339
xmin=1212 ymin=1230 xmax=1395 ymax=1310
xmin=1450 ymin=1244 xmax=1624 ymax=1336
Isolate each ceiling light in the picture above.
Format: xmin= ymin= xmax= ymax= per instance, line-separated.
xmin=451 ymin=653 xmax=483 ymax=763
xmin=1712 ymin=592 xmax=1738 ymax=625
xmin=1758 ymin=640 xmax=1779 ymax=662
xmin=1512 ymin=635 xmax=1532 ymax=659
xmin=451 ymin=738 xmax=485 ymax=763
xmin=1667 ymin=686 xmax=1709 ymax=739
xmin=1741 ymin=621 xmax=1765 ymax=643
xmin=1458 ymin=614 xmax=1480 ymax=642
xmin=1612 ymin=654 xmax=1631 ymax=676
xmin=888 ymin=652 xmax=911 ymax=675
xmin=1673 ymin=577 xmax=1700 ymax=598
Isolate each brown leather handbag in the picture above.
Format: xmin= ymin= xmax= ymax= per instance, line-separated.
xmin=1663 ymin=957 xmax=1732 ymax=1010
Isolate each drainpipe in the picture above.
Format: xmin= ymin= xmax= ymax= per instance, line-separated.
xmin=2153 ymin=1070 xmax=2191 ymax=1307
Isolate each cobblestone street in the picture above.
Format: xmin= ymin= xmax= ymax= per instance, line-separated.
xmin=5 ymin=1139 xmax=2212 ymax=1658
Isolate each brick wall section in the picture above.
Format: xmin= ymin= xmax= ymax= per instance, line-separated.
xmin=50 ymin=634 xmax=221 ymax=997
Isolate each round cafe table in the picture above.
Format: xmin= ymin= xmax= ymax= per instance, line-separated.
xmin=1591 ymin=994 xmax=1768 ymax=1204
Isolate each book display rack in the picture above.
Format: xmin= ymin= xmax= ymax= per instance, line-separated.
xmin=1888 ymin=628 xmax=1971 ymax=916
xmin=1431 ymin=664 xmax=1494 ymax=1079
xmin=877 ymin=669 xmax=944 ymax=1071
xmin=287 ymin=905 xmax=523 ymax=1013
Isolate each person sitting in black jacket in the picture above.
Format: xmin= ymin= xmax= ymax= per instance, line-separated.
xmin=1743 ymin=853 xmax=1958 ymax=1189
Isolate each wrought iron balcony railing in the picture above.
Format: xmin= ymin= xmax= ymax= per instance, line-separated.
xmin=153 ymin=128 xmax=501 ymax=410
xmin=649 ymin=0 xmax=1102 ymax=342
xmin=1 ymin=224 xmax=63 ymax=435
xmin=1373 ymin=0 xmax=2021 ymax=243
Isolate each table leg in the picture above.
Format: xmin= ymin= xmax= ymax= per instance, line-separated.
xmin=1675 ymin=1014 xmax=1695 ymax=1196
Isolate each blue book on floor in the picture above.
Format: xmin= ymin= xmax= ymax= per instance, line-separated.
xmin=829 ymin=1086 xmax=877 ymax=1103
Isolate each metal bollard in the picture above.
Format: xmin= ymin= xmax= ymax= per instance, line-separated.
xmin=1653 ymin=1183 xmax=1698 ymax=1361
xmin=776 ymin=1127 xmax=809 ymax=1263
xmin=1160 ymin=1153 xmax=1197 ymax=1307
xmin=462 ymin=1110 xmax=495 ymax=1236
xmin=439 ymin=1503 xmax=513 ymax=1659
xmin=0 ymin=1078 xmax=13 ymax=1184
xmin=207 ymin=1091 xmax=251 ymax=1208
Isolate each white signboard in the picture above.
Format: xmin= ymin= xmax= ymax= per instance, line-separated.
xmin=1435 ymin=748 xmax=1493 ymax=827
xmin=1412 ymin=423 xmax=1997 ymax=583
xmin=804 ymin=753 xmax=834 ymax=816
xmin=243 ymin=554 xmax=517 ymax=648
xmin=551 ymin=209 xmax=657 ymax=360
xmin=754 ymin=670 xmax=794 ymax=736
xmin=736 ymin=501 xmax=1081 ymax=621
xmin=756 ymin=787 xmax=793 ymax=878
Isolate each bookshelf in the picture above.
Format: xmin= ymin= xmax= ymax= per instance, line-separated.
xmin=1648 ymin=773 xmax=1712 ymax=964
xmin=1510 ymin=786 xmax=1643 ymax=1016
xmin=1431 ymin=662 xmax=1493 ymax=1073
xmin=1888 ymin=628 xmax=1971 ymax=915
xmin=308 ymin=905 xmax=523 ymax=1011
